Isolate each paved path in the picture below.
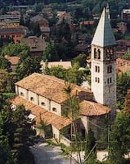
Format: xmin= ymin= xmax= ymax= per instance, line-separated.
xmin=30 ymin=143 xmax=76 ymax=164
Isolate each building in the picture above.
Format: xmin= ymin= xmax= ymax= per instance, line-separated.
xmin=40 ymin=60 xmax=72 ymax=72
xmin=117 ymin=22 xmax=127 ymax=34
xmin=121 ymin=9 xmax=130 ymax=20
xmin=5 ymin=55 xmax=20 ymax=71
xmin=11 ymin=7 xmax=116 ymax=145
xmin=21 ymin=35 xmax=47 ymax=58
xmin=0 ymin=14 xmax=20 ymax=27
xmin=116 ymin=58 xmax=130 ymax=73
xmin=91 ymin=7 xmax=116 ymax=110
xmin=11 ymin=73 xmax=109 ymax=145
xmin=0 ymin=26 xmax=27 ymax=43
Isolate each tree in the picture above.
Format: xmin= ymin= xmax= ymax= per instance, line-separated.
xmin=16 ymin=56 xmax=40 ymax=80
xmin=42 ymin=43 xmax=59 ymax=61
xmin=117 ymin=72 xmax=130 ymax=109
xmin=0 ymin=56 xmax=11 ymax=71
xmin=122 ymin=51 xmax=130 ymax=60
xmin=108 ymin=112 xmax=130 ymax=164
xmin=1 ymin=104 xmax=36 ymax=164
xmin=1 ymin=43 xmax=29 ymax=57
xmin=84 ymin=129 xmax=97 ymax=164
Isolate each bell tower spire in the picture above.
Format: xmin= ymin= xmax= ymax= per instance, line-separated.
xmin=91 ymin=7 xmax=116 ymax=110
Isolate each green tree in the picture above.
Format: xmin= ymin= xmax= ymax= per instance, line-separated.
xmin=16 ymin=56 xmax=40 ymax=80
xmin=0 ymin=56 xmax=11 ymax=71
xmin=1 ymin=43 xmax=29 ymax=57
xmin=108 ymin=112 xmax=130 ymax=164
xmin=43 ymin=43 xmax=59 ymax=61
xmin=122 ymin=51 xmax=130 ymax=60
xmin=84 ymin=129 xmax=97 ymax=164
xmin=117 ymin=72 xmax=130 ymax=109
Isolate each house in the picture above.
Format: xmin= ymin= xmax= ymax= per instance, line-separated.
xmin=117 ymin=22 xmax=127 ymax=34
xmin=40 ymin=60 xmax=72 ymax=72
xmin=11 ymin=7 xmax=116 ymax=146
xmin=4 ymin=55 xmax=20 ymax=71
xmin=0 ymin=26 xmax=27 ymax=43
xmin=116 ymin=58 xmax=130 ymax=73
xmin=30 ymin=15 xmax=50 ymax=36
xmin=121 ymin=9 xmax=130 ymax=20
xmin=21 ymin=35 xmax=47 ymax=58
xmin=116 ymin=39 xmax=130 ymax=58
xmin=11 ymin=73 xmax=109 ymax=146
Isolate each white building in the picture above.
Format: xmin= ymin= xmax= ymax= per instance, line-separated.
xmin=91 ymin=7 xmax=116 ymax=110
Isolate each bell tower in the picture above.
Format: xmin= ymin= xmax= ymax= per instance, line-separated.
xmin=91 ymin=7 xmax=116 ymax=110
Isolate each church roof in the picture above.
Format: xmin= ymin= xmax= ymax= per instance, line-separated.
xmin=91 ymin=7 xmax=116 ymax=47
xmin=15 ymin=73 xmax=93 ymax=104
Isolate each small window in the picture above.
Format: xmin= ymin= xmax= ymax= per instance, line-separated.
xmin=107 ymin=65 xmax=112 ymax=73
xmin=95 ymin=66 xmax=97 ymax=72
xmin=95 ymin=77 xmax=97 ymax=82
xmin=20 ymin=92 xmax=24 ymax=96
xmin=52 ymin=107 xmax=57 ymax=112
xmin=41 ymin=102 xmax=45 ymax=106
xmin=98 ymin=66 xmax=100 ymax=72
xmin=30 ymin=97 xmax=34 ymax=101
xmin=110 ymin=77 xmax=112 ymax=83
xmin=95 ymin=66 xmax=100 ymax=72
xmin=107 ymin=78 xmax=109 ymax=84
xmin=98 ymin=78 xmax=100 ymax=83
xmin=94 ymin=48 xmax=97 ymax=58
xmin=97 ymin=49 xmax=101 ymax=59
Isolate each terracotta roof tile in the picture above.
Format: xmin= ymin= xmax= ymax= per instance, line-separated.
xmin=15 ymin=73 xmax=93 ymax=104
xmin=5 ymin=55 xmax=20 ymax=65
xmin=116 ymin=58 xmax=130 ymax=73
xmin=11 ymin=96 xmax=72 ymax=130
xmin=80 ymin=100 xmax=110 ymax=116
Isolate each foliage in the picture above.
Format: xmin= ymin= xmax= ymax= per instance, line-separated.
xmin=0 ymin=69 xmax=16 ymax=93
xmin=43 ymin=43 xmax=60 ymax=61
xmin=16 ymin=56 xmax=41 ymax=80
xmin=72 ymin=53 xmax=87 ymax=67
xmin=117 ymin=72 xmax=130 ymax=109
xmin=45 ymin=65 xmax=66 ymax=80
xmin=84 ymin=129 xmax=97 ymax=164
xmin=0 ymin=102 xmax=36 ymax=164
xmin=0 ymin=56 xmax=11 ymax=71
xmin=108 ymin=112 xmax=130 ymax=164
xmin=1 ymin=43 xmax=29 ymax=58
xmin=122 ymin=51 xmax=130 ymax=60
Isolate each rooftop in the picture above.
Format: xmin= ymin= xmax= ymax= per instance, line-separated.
xmin=40 ymin=61 xmax=72 ymax=69
xmin=5 ymin=55 xmax=20 ymax=65
xmin=11 ymin=96 xmax=72 ymax=130
xmin=91 ymin=7 xmax=116 ymax=47
xmin=80 ymin=100 xmax=110 ymax=116
xmin=15 ymin=73 xmax=93 ymax=104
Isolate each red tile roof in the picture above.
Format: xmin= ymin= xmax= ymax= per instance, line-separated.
xmin=80 ymin=100 xmax=110 ymax=116
xmin=11 ymin=96 xmax=72 ymax=130
xmin=15 ymin=73 xmax=93 ymax=104
xmin=5 ymin=55 xmax=20 ymax=65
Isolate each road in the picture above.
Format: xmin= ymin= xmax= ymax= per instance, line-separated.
xmin=30 ymin=143 xmax=76 ymax=164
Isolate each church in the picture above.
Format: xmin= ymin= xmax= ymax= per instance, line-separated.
xmin=11 ymin=6 xmax=116 ymax=146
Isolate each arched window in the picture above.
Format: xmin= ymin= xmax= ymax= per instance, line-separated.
xmin=97 ymin=49 xmax=101 ymax=59
xmin=94 ymin=48 xmax=97 ymax=58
